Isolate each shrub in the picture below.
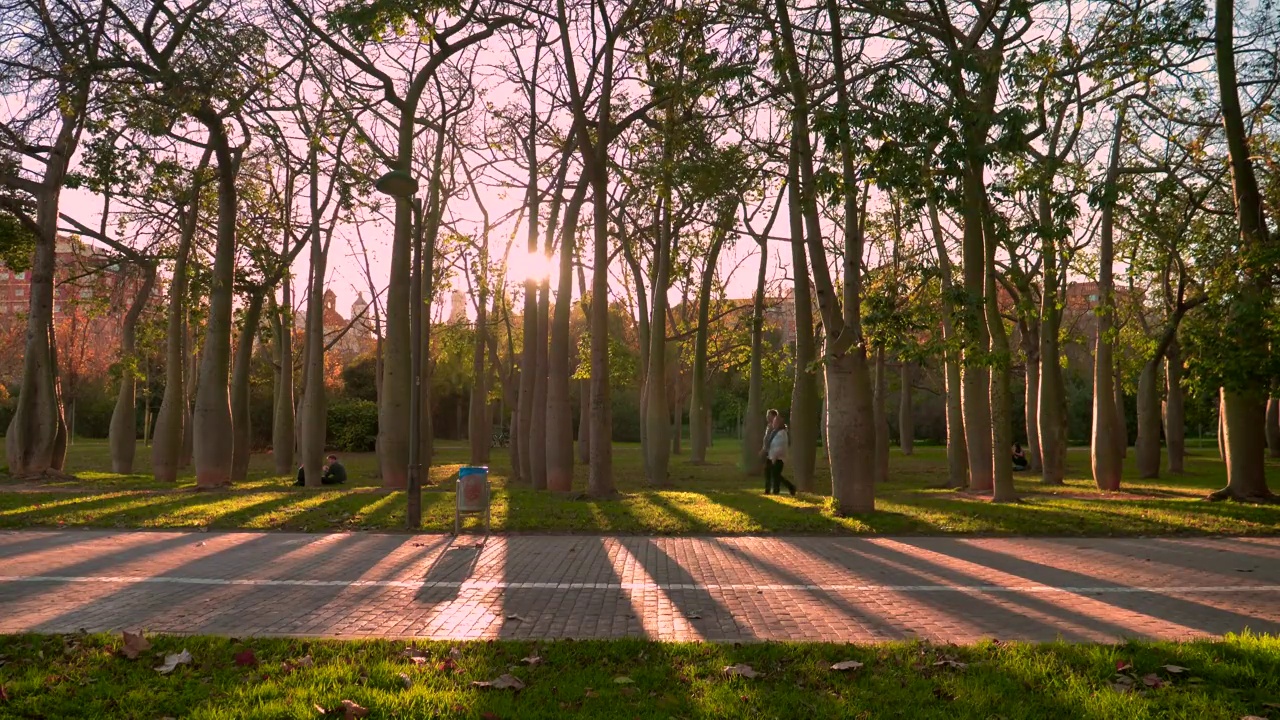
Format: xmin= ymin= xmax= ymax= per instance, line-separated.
xmin=327 ymin=398 xmax=378 ymax=452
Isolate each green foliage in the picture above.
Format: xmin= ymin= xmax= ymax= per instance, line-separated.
xmin=326 ymin=399 xmax=378 ymax=452
xmin=0 ymin=209 xmax=35 ymax=273
xmin=341 ymin=354 xmax=379 ymax=402
xmin=326 ymin=0 xmax=462 ymax=43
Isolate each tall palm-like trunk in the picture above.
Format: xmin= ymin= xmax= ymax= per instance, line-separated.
xmin=643 ymin=194 xmax=674 ymax=487
xmin=230 ymin=291 xmax=265 ymax=483
xmin=898 ymin=361 xmax=914 ymax=456
xmin=272 ymin=283 xmax=294 ymax=475
xmin=1266 ymin=393 xmax=1280 ymax=459
xmin=927 ymin=198 xmax=968 ymax=488
xmin=960 ymin=156 xmax=994 ymax=493
xmin=1164 ymin=340 xmax=1185 ymax=473
xmin=1038 ymin=193 xmax=1068 ymax=485
xmin=468 ymin=288 xmax=490 ymax=466
xmin=690 ymin=208 xmax=732 ymax=465
xmin=1021 ymin=321 xmax=1041 ymax=471
xmin=152 ymin=185 xmax=200 ymax=481
xmin=1114 ymin=362 xmax=1128 ymax=458
xmin=299 ymin=149 xmax=328 ymax=489
xmin=873 ymin=348 xmax=889 ymax=483
xmin=192 ymin=124 xmax=240 ymax=489
xmin=546 ymin=184 xmax=587 ymax=491
xmin=1210 ymin=0 xmax=1273 ymax=500
xmin=787 ymin=152 xmax=819 ymax=491
xmin=1091 ymin=109 xmax=1126 ymax=493
xmin=109 ymin=266 xmax=156 ymax=474
xmin=983 ymin=211 xmax=1018 ymax=503
xmin=742 ymin=237 xmax=768 ymax=475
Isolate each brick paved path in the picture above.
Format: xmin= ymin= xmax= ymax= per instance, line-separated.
xmin=1 ymin=530 xmax=1278 ymax=643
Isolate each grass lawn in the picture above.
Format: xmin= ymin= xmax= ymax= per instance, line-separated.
xmin=1 ymin=632 xmax=1278 ymax=719
xmin=0 ymin=438 xmax=1277 ymax=536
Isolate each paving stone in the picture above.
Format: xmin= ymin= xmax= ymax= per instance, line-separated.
xmin=0 ymin=530 xmax=1277 ymax=642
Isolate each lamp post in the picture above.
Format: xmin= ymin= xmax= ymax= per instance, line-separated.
xmin=375 ymin=170 xmax=423 ymax=529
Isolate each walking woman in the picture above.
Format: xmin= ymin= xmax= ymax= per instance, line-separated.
xmin=764 ymin=413 xmax=796 ymax=496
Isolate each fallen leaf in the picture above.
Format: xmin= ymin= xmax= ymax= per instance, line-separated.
xmin=120 ymin=631 xmax=151 ymax=660
xmin=339 ymin=699 xmax=369 ymax=719
xmin=723 ymin=664 xmax=761 ymax=679
xmin=1110 ymin=682 xmax=1132 ymax=694
xmin=584 ymin=689 xmax=597 ymax=698
xmin=614 ymin=676 xmax=634 ymax=684
xmin=234 ymin=649 xmax=257 ymax=667
xmin=1162 ymin=665 xmax=1189 ymax=674
xmin=932 ymin=659 xmax=968 ymax=670
xmin=831 ymin=660 xmax=864 ymax=671
xmin=505 ymin=614 xmax=527 ymax=622
xmin=1116 ymin=660 xmax=1133 ymax=672
xmin=314 ymin=703 xmax=328 ymax=715
xmin=155 ymin=650 xmax=192 ymax=675
xmin=472 ymin=674 xmax=525 ymax=691
xmin=449 ymin=647 xmax=462 ymax=660
xmin=480 ymin=713 xmax=501 ymax=720
xmin=436 ymin=658 xmax=456 ymax=672
xmin=1142 ymin=673 xmax=1164 ymax=688
xmin=521 ymin=655 xmax=542 ymax=666
xmin=620 ymin=687 xmax=637 ymax=697
xmin=0 ymin=684 xmax=7 ymax=702
xmin=398 ymin=673 xmax=413 ymax=689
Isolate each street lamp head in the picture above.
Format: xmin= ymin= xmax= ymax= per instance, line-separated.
xmin=374 ymin=170 xmax=418 ymax=199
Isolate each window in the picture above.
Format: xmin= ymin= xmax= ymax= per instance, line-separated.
xmin=79 ymin=288 xmax=91 ymax=298
xmin=14 ymin=271 xmax=24 ymax=279
xmin=14 ymin=287 xmax=23 ymax=298
xmin=1087 ymin=294 xmax=1098 ymax=302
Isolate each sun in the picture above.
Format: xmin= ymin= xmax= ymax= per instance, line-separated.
xmin=508 ymin=246 xmax=555 ymax=283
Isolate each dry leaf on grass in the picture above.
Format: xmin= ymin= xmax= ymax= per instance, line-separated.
xmin=520 ymin=655 xmax=542 ymax=666
xmin=472 ymin=674 xmax=525 ymax=691
xmin=155 ymin=650 xmax=192 ymax=675
xmin=233 ymin=649 xmax=257 ymax=667
xmin=397 ymin=673 xmax=413 ymax=689
xmin=932 ymin=659 xmax=967 ymax=670
xmin=120 ymin=631 xmax=151 ymax=660
xmin=613 ymin=676 xmax=634 ymax=684
xmin=1142 ymin=674 xmax=1165 ymax=689
xmin=339 ymin=699 xmax=369 ymax=719
xmin=830 ymin=660 xmax=864 ymax=671
xmin=1163 ymin=665 xmax=1189 ymax=674
xmin=449 ymin=647 xmax=462 ymax=660
xmin=723 ymin=664 xmax=761 ymax=679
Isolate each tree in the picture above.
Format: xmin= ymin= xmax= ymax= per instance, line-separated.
xmin=1 ymin=0 xmax=109 ymax=477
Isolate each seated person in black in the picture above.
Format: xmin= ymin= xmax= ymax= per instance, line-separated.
xmin=293 ymin=455 xmax=348 ymax=486
xmin=1012 ymin=443 xmax=1029 ymax=471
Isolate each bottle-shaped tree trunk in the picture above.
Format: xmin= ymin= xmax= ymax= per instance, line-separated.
xmin=109 ymin=266 xmax=157 ymax=474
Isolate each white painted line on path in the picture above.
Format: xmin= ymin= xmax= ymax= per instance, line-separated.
xmin=2 ymin=575 xmax=1279 ymax=595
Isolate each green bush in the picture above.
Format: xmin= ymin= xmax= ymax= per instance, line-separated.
xmin=327 ymin=399 xmax=378 ymax=452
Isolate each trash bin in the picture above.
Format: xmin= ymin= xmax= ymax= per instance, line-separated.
xmin=455 ymin=466 xmax=490 ymax=535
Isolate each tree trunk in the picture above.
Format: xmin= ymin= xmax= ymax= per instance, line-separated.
xmin=529 ymin=279 xmax=550 ymax=489
xmin=927 ymin=198 xmax=967 ymax=488
xmin=1091 ymin=110 xmax=1126 ymax=493
xmin=1114 ymin=362 xmax=1128 ymax=458
xmin=192 ymin=131 xmax=239 ymax=489
xmin=642 ymin=191 xmax=674 ymax=487
xmin=983 ymin=212 xmax=1018 ymax=503
xmin=690 ymin=211 xmax=731 ymax=465
xmin=469 ymin=287 xmax=490 ymax=466
xmin=826 ymin=351 xmax=876 ymax=514
xmin=1021 ymin=323 xmax=1041 ymax=472
xmin=1266 ymin=394 xmax=1280 ymax=459
xmin=229 ymin=292 xmax=264 ymax=483
xmin=299 ymin=244 xmax=328 ymax=489
xmin=546 ymin=186 xmax=587 ymax=491
xmin=180 ymin=337 xmax=195 ymax=470
xmin=898 ymin=361 xmax=914 ymax=455
xmin=1136 ymin=358 xmax=1163 ymax=478
xmin=109 ymin=266 xmax=156 ymax=474
xmin=577 ymin=378 xmax=591 ymax=465
xmin=1211 ymin=389 xmax=1273 ymax=500
xmin=787 ymin=150 xmax=819 ymax=492
xmin=1038 ymin=194 xmax=1067 ymax=485
xmin=873 ymin=347 xmax=889 ymax=483
xmin=5 ymin=118 xmax=79 ymax=478
xmin=1164 ymin=340 xmax=1185 ymax=473
xmin=272 ymin=288 xmax=294 ymax=476
xmin=1218 ymin=391 xmax=1226 ymax=460
xmin=670 ymin=400 xmax=682 ymax=455
xmin=376 ymin=125 xmax=417 ymax=490
xmin=960 ymin=158 xmax=994 ymax=493
xmin=742 ymin=239 xmax=768 ymax=475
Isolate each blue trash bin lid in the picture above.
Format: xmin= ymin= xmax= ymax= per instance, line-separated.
xmin=458 ymin=466 xmax=489 ymax=478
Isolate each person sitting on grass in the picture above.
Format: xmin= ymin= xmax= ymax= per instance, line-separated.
xmin=293 ymin=455 xmax=348 ymax=486
xmin=321 ymin=454 xmax=347 ymax=485
xmin=1012 ymin=443 xmax=1029 ymax=471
